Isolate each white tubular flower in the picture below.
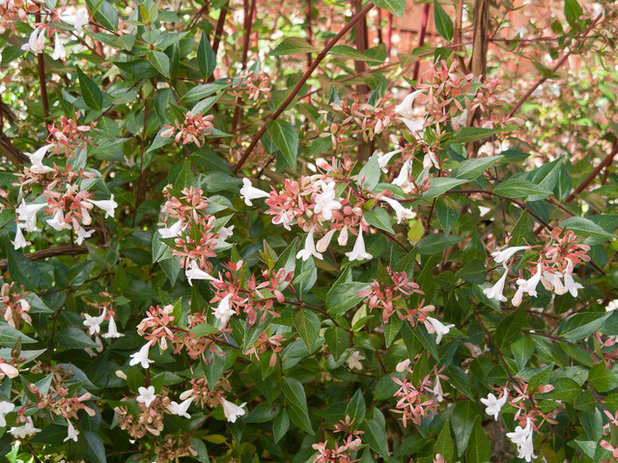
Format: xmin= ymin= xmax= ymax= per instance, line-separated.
xmin=216 ymin=225 xmax=234 ymax=247
xmin=392 ymin=159 xmax=414 ymax=193
xmin=423 ymin=150 xmax=440 ymax=169
xmin=83 ymin=309 xmax=107 ymax=336
xmin=159 ymin=220 xmax=183 ymax=238
xmin=296 ymin=228 xmax=323 ymax=261
xmin=0 ymin=401 xmax=15 ymax=427
xmin=345 ymin=227 xmax=372 ymax=261
xmin=16 ymin=201 xmax=46 ymax=232
xmin=395 ymin=90 xmax=423 ymax=119
xmin=377 ymin=149 xmax=401 ymax=173
xmin=519 ymin=263 xmax=543 ymax=297
xmin=47 ymin=209 xmax=72 ymax=231
xmin=129 ymin=340 xmax=155 ymax=369
xmin=21 ymin=27 xmax=46 ymax=53
xmin=74 ymin=225 xmax=94 ymax=245
xmin=240 ymin=178 xmax=270 ymax=206
xmin=424 ymin=316 xmax=455 ymax=344
xmin=25 ymin=144 xmax=54 ymax=174
xmin=606 ymin=300 xmax=618 ymax=312
xmin=433 ymin=377 xmax=445 ymax=402
xmin=381 ymin=197 xmax=415 ymax=224
xmin=9 ymin=417 xmax=41 ymax=438
xmin=316 ymin=229 xmax=337 ymax=253
xmin=51 ymin=33 xmax=67 ymax=60
xmin=63 ymin=420 xmax=79 ymax=442
xmin=212 ymin=294 xmax=235 ymax=325
xmin=491 ymin=246 xmax=530 ymax=264
xmin=346 ymin=351 xmax=365 ymax=370
xmin=506 ymin=418 xmax=536 ymax=462
xmin=88 ymin=194 xmax=118 ymax=218
xmin=395 ymin=359 xmax=411 ymax=372
xmin=337 ymin=226 xmax=348 ymax=246
xmin=480 ymin=388 xmax=508 ymax=421
xmin=185 ymin=260 xmax=217 ymax=286
xmin=314 ymin=182 xmax=342 ymax=220
xmin=136 ymin=386 xmax=156 ymax=408
xmin=102 ymin=315 xmax=124 ymax=339
xmin=563 ymin=260 xmax=583 ymax=297
xmin=167 ymin=397 xmax=193 ymax=419
xmin=220 ymin=397 xmax=246 ymax=423
xmin=0 ymin=363 xmax=19 ymax=379
xmin=483 ymin=268 xmax=509 ymax=302
xmin=60 ymin=8 xmax=89 ymax=34
xmin=12 ymin=227 xmax=30 ymax=250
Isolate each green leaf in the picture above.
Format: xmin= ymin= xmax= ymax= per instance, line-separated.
xmin=361 ymin=409 xmax=389 ymax=457
xmin=281 ymin=377 xmax=308 ymax=413
xmin=559 ymin=217 xmax=614 ymax=240
xmin=450 ymin=402 xmax=477 ymax=456
xmin=357 ymin=153 xmax=381 ymax=190
xmin=85 ymin=431 xmax=107 ymax=463
xmin=451 ymin=156 xmax=503 ymax=181
xmin=546 ymin=377 xmax=581 ymax=402
xmin=433 ymin=0 xmax=454 ymax=41
xmin=287 ymin=403 xmax=314 ymax=434
xmin=327 ymin=282 xmax=368 ymax=317
xmin=273 ymin=409 xmax=290 ymax=443
xmin=493 ymin=179 xmax=552 ymax=199
xmin=7 ymin=248 xmax=45 ymax=290
xmin=465 ymin=416 xmax=491 ymax=463
xmin=148 ymin=51 xmax=170 ymax=78
xmin=559 ymin=312 xmax=612 ymax=341
xmin=77 ymin=67 xmax=104 ymax=111
xmin=450 ymin=127 xmax=500 ymax=144
xmin=68 ymin=261 xmax=95 ymax=286
xmin=205 ymin=352 xmax=226 ymax=391
xmin=0 ymin=323 xmax=36 ymax=346
xmin=266 ymin=120 xmax=299 ymax=171
xmin=422 ymin=178 xmax=468 ymax=199
xmin=85 ymin=0 xmax=118 ymax=31
xmin=282 ymin=378 xmax=314 ymax=434
xmin=292 ymin=308 xmax=320 ymax=352
xmin=182 ymin=82 xmax=230 ymax=102
xmin=416 ymin=233 xmax=464 ymax=255
xmin=329 ymin=45 xmax=384 ymax=63
xmin=588 ymin=363 xmax=618 ymax=393
xmin=345 ymin=389 xmax=367 ymax=426
xmin=434 ymin=419 xmax=455 ymax=461
xmin=435 ymin=199 xmax=459 ymax=235
xmin=55 ymin=327 xmax=98 ymax=349
xmin=324 ymin=326 xmax=348 ymax=362
xmin=373 ymin=0 xmax=406 ymax=17
xmin=364 ymin=208 xmax=395 ymax=234
xmin=197 ymin=31 xmax=216 ymax=77
xmin=270 ymin=37 xmax=319 ymax=56
xmin=495 ymin=308 xmax=527 ymax=349
xmin=564 ymin=0 xmax=583 ymax=26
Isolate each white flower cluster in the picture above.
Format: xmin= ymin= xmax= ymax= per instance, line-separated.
xmin=483 ymin=246 xmax=584 ymax=305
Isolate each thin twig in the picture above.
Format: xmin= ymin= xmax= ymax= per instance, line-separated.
xmin=232 ymin=2 xmax=375 ymax=173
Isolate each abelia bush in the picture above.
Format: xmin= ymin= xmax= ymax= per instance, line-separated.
xmin=0 ymin=0 xmax=616 ymax=462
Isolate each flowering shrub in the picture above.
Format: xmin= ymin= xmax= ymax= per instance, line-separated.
xmin=0 ymin=0 xmax=616 ymax=462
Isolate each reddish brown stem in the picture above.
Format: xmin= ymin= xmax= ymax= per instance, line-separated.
xmin=35 ymin=13 xmax=49 ymax=124
xmin=385 ymin=12 xmax=393 ymax=56
xmin=506 ymin=14 xmax=603 ymax=120
xmin=412 ymin=4 xmax=431 ymax=82
xmin=232 ymin=0 xmax=257 ymax=131
xmin=565 ymin=140 xmax=618 ymax=202
xmin=0 ymin=246 xmax=87 ymax=271
xmin=232 ymin=2 xmax=375 ymax=173
xmin=212 ymin=7 xmax=227 ymax=57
